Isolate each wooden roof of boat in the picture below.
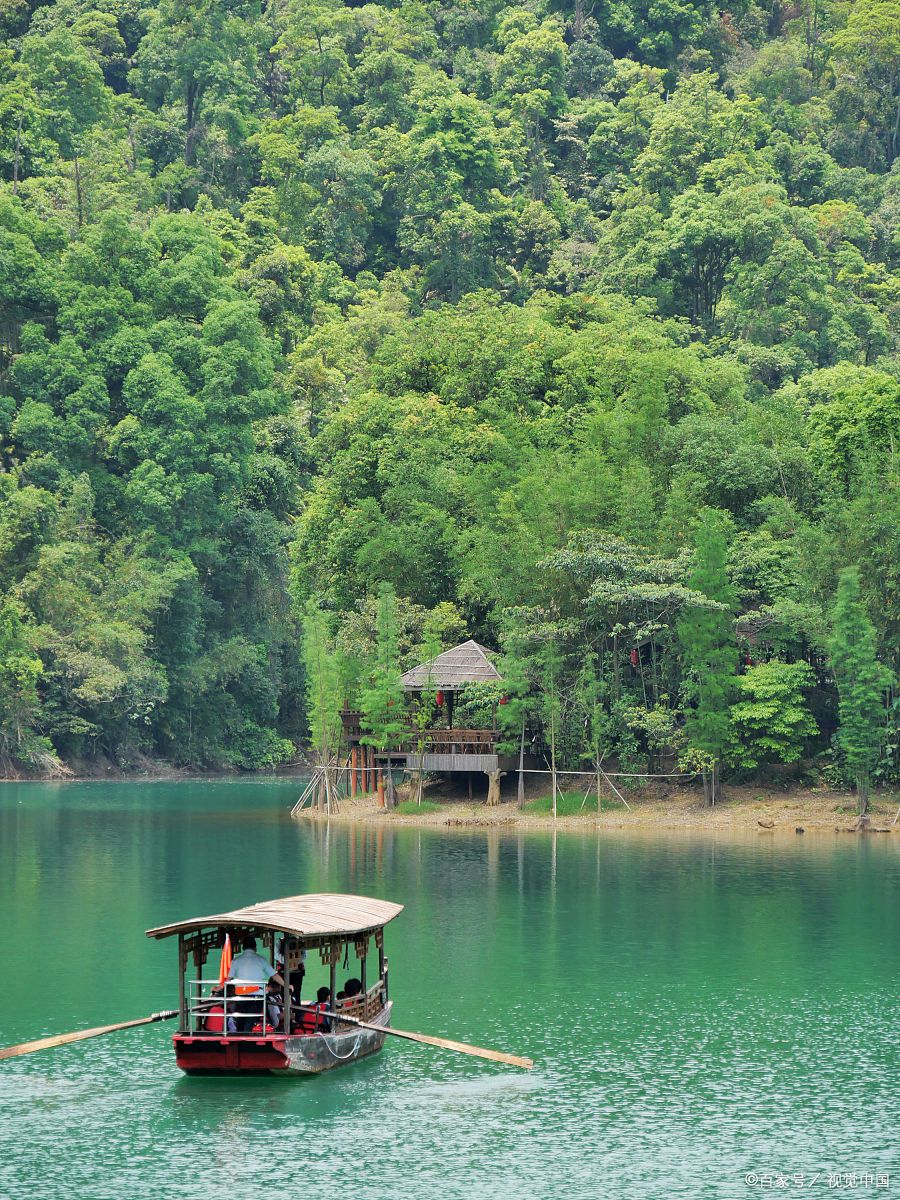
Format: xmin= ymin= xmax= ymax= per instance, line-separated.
xmin=145 ymin=893 xmax=403 ymax=940
xmin=401 ymin=638 xmax=502 ymax=690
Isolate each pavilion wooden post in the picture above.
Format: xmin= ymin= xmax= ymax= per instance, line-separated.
xmin=350 ymin=747 xmax=358 ymax=797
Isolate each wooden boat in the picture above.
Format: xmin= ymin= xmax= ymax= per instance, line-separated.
xmin=145 ymin=893 xmax=403 ymax=1076
xmin=3 ymin=893 xmax=529 ymax=1071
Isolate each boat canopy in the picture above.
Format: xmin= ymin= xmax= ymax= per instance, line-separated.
xmin=145 ymin=893 xmax=403 ymax=940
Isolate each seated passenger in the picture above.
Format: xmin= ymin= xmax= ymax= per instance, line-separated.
xmin=266 ymin=977 xmax=284 ymax=1030
xmin=294 ymin=986 xmax=332 ymax=1034
xmin=342 ymin=978 xmax=363 ymax=1002
xmin=314 ymin=986 xmax=332 ymax=1031
xmin=227 ymin=936 xmax=285 ymax=1032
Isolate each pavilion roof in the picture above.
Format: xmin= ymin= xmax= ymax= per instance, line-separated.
xmin=400 ymin=639 xmax=502 ymax=691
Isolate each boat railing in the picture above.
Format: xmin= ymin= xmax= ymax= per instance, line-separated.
xmin=185 ymin=978 xmax=267 ymax=1035
xmin=183 ymin=976 xmax=387 ymax=1035
xmin=334 ymin=979 xmax=386 ymax=1023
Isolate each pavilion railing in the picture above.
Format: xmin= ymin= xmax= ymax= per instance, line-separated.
xmin=396 ymin=728 xmax=500 ymax=756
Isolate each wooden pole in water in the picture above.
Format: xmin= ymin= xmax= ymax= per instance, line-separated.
xmin=0 ymin=1010 xmax=179 ymax=1061
xmin=324 ymin=1011 xmax=533 ymax=1070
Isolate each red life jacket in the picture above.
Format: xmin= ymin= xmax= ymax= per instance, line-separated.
xmin=295 ymin=1004 xmax=327 ymax=1033
xmin=205 ymin=1005 xmax=226 ymax=1034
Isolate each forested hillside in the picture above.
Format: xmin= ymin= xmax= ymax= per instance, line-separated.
xmin=0 ymin=0 xmax=897 ymax=794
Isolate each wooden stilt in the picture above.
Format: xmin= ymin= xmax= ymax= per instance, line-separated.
xmin=350 ymin=747 xmax=358 ymax=797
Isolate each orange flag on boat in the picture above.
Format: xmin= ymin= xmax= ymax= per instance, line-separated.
xmin=217 ymin=934 xmax=232 ymax=987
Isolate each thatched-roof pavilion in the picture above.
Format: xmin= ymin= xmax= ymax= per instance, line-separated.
xmin=400 ymin=639 xmax=502 ymax=691
xmin=341 ymin=639 xmax=514 ymax=785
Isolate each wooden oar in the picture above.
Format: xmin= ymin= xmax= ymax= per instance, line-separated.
xmin=0 ymin=1009 xmax=178 ymax=1062
xmin=322 ymin=1010 xmax=533 ymax=1069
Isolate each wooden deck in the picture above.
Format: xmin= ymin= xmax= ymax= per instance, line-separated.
xmin=342 ymin=710 xmax=516 ymax=775
xmin=375 ymin=728 xmax=515 ymax=773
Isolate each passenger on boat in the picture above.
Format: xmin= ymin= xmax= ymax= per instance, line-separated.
xmin=343 ymin=978 xmax=363 ymax=998
xmin=227 ymin=936 xmax=285 ymax=1032
xmin=294 ymin=987 xmax=332 ymax=1034
xmin=276 ymin=938 xmax=307 ymax=1003
xmin=204 ymin=985 xmax=237 ymax=1035
xmin=265 ymin=977 xmax=284 ymax=1030
xmin=314 ymin=986 xmax=332 ymax=1032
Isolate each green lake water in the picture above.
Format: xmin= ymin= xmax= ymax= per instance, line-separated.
xmin=1 ymin=780 xmax=899 ymax=1200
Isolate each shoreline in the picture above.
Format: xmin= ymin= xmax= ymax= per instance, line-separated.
xmin=294 ymin=784 xmax=900 ymax=835
xmin=0 ymin=760 xmax=311 ymax=784
xmin=4 ymin=768 xmax=897 ymax=837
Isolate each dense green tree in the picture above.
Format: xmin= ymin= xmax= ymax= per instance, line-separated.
xmin=828 ymin=567 xmax=894 ymax=814
xmin=359 ymin=582 xmax=406 ymax=806
xmin=677 ymin=511 xmax=736 ymax=805
xmin=0 ymin=597 xmax=54 ymax=770
xmin=729 ymin=660 xmax=818 ymax=770
xmin=0 ymin=0 xmax=897 ymax=791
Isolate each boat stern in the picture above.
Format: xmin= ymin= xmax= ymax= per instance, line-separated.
xmin=173 ymin=1034 xmax=291 ymax=1074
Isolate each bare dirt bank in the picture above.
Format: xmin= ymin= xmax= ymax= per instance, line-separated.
xmin=295 ymin=783 xmax=900 ymax=835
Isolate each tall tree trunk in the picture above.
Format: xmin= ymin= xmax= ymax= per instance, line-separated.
xmin=517 ymin=715 xmax=526 ymax=807
xmin=550 ymin=711 xmax=557 ymax=820
xmin=73 ymin=156 xmax=84 ymax=227
xmin=13 ymin=113 xmax=22 ymax=196
xmin=856 ymin=772 xmax=869 ymax=817
xmin=184 ymin=80 xmax=200 ymax=166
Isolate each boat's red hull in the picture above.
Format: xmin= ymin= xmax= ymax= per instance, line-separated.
xmin=172 ymin=1004 xmax=391 ymax=1075
xmin=174 ymin=1034 xmax=290 ymax=1074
